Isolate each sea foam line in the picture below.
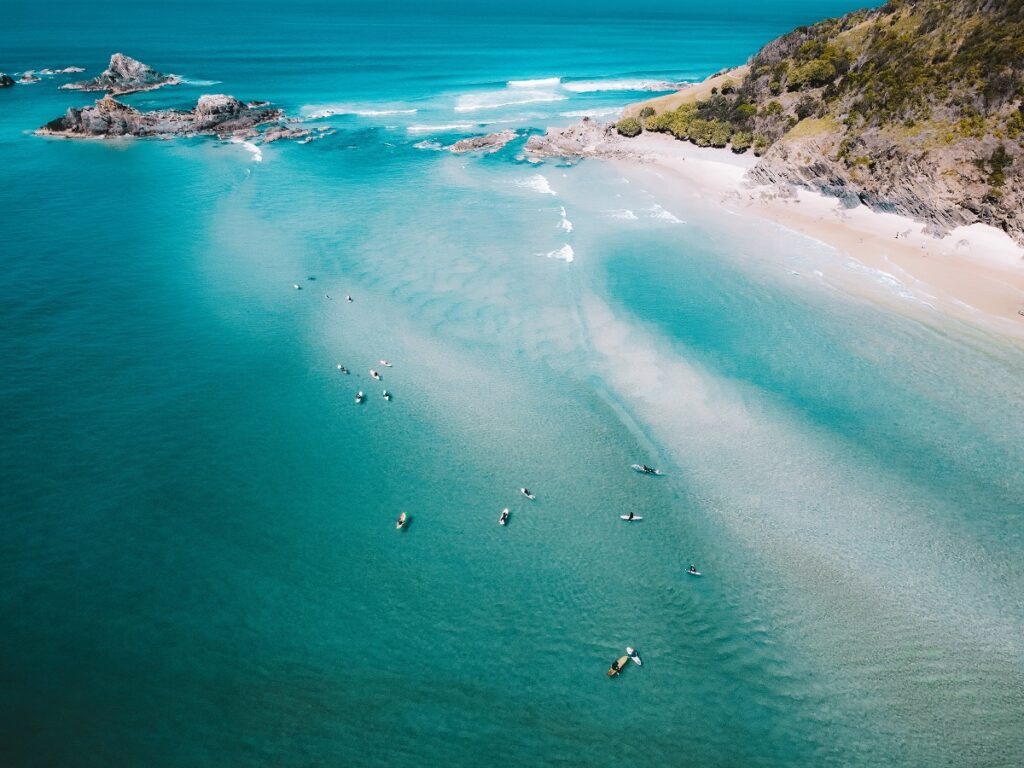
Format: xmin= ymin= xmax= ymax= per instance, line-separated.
xmin=508 ymin=76 xmax=561 ymax=88
xmin=650 ymin=204 xmax=684 ymax=224
xmin=559 ymin=206 xmax=573 ymax=232
xmin=406 ymin=123 xmax=474 ymax=133
xmin=230 ymin=137 xmax=263 ymax=163
xmin=515 ymin=174 xmax=556 ymax=195
xmin=454 ymin=91 xmax=568 ymax=112
xmin=562 ymin=78 xmax=680 ymax=93
xmin=545 ymin=244 xmax=575 ymax=262
xmin=304 ymin=105 xmax=418 ymax=119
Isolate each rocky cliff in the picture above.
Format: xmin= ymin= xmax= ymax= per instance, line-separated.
xmin=625 ymin=0 xmax=1024 ymax=243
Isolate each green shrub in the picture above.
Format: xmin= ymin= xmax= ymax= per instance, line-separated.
xmin=616 ymin=117 xmax=642 ymax=137
xmin=731 ymin=130 xmax=753 ymax=153
xmin=644 ymin=112 xmax=673 ymax=132
xmin=788 ymin=59 xmax=837 ymax=90
xmin=639 ymin=106 xmax=655 ymax=119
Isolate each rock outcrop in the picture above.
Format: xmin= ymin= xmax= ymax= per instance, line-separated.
xmin=61 ymin=53 xmax=181 ymax=96
xmin=524 ymin=117 xmax=619 ymax=158
xmin=446 ymin=129 xmax=518 ymax=154
xmin=0 ymin=73 xmax=14 ymax=88
xmin=37 ymin=94 xmax=282 ymax=139
xmin=748 ymin=130 xmax=1022 ymax=238
xmin=19 ymin=72 xmax=41 ymax=84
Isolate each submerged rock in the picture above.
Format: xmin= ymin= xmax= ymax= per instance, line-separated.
xmin=446 ymin=129 xmax=518 ymax=154
xmin=61 ymin=53 xmax=181 ymax=96
xmin=37 ymin=94 xmax=283 ymax=139
xmin=0 ymin=73 xmax=14 ymax=88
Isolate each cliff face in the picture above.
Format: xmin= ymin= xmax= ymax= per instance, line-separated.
xmin=633 ymin=0 xmax=1024 ymax=242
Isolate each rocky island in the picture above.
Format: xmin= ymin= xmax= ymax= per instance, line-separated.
xmin=37 ymin=94 xmax=283 ymax=139
xmin=608 ymin=0 xmax=1024 ymax=244
xmin=61 ymin=53 xmax=181 ymax=96
xmin=0 ymin=74 xmax=14 ymax=88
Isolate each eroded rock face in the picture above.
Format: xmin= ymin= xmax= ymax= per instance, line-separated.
xmin=61 ymin=53 xmax=181 ymax=96
xmin=37 ymin=94 xmax=283 ymax=139
xmin=524 ymin=117 xmax=619 ymax=158
xmin=749 ymin=130 xmax=1023 ymax=241
xmin=446 ymin=129 xmax=518 ymax=154
xmin=0 ymin=74 xmax=14 ymax=88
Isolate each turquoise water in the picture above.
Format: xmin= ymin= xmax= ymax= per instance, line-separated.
xmin=2 ymin=2 xmax=1023 ymax=766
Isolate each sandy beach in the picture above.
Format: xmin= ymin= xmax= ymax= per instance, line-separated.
xmin=594 ymin=130 xmax=1024 ymax=338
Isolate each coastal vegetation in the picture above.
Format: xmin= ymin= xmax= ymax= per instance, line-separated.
xmin=627 ymin=0 xmax=1024 ymax=241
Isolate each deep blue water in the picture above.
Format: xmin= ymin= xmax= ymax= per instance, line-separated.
xmin=2 ymin=2 xmax=1023 ymax=767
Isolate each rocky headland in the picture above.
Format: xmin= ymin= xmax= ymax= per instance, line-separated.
xmin=614 ymin=0 xmax=1024 ymax=245
xmin=37 ymin=94 xmax=283 ymax=139
xmin=61 ymin=53 xmax=181 ymax=96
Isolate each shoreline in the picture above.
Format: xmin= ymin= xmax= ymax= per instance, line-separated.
xmin=585 ymin=130 xmax=1024 ymax=339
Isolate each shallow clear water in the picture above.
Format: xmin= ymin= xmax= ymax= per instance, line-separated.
xmin=2 ymin=2 xmax=1023 ymax=766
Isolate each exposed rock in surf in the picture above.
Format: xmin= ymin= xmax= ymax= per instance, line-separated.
xmin=446 ymin=129 xmax=518 ymax=154
xmin=0 ymin=73 xmax=14 ymax=88
xmin=261 ymin=125 xmax=311 ymax=143
xmin=37 ymin=94 xmax=283 ymax=139
xmin=524 ymin=117 xmax=620 ymax=159
xmin=61 ymin=53 xmax=181 ymax=96
xmin=19 ymin=72 xmax=41 ymax=84
xmin=38 ymin=67 xmax=86 ymax=75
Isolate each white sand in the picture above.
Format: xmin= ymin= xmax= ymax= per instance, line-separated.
xmin=600 ymin=131 xmax=1024 ymax=338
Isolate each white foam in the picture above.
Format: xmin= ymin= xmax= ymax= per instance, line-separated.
xmin=304 ymin=105 xmax=418 ymax=119
xmin=515 ymin=174 xmax=556 ymax=195
xmin=545 ymin=244 xmax=575 ymax=262
xmin=610 ymin=209 xmax=639 ymax=220
xmin=559 ymin=206 xmax=574 ymax=232
xmin=559 ymin=106 xmax=625 ymax=118
xmin=180 ymin=78 xmax=222 ymax=86
xmin=842 ymin=259 xmax=934 ymax=306
xmin=454 ymin=89 xmax=567 ymax=112
xmin=230 ymin=137 xmax=263 ymax=163
xmin=508 ymin=76 xmax=561 ymax=88
xmin=413 ymin=140 xmax=443 ymax=151
xmin=650 ymin=204 xmax=684 ymax=224
xmin=562 ymin=79 xmax=680 ymax=93
xmin=406 ymin=123 xmax=474 ymax=133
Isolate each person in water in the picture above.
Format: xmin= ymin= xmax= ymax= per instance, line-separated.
xmin=689 ymin=564 xmax=697 ymax=573
xmin=627 ymin=511 xmax=635 ymax=520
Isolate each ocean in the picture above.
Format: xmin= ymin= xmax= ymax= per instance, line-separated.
xmin=2 ymin=2 xmax=1023 ymax=766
